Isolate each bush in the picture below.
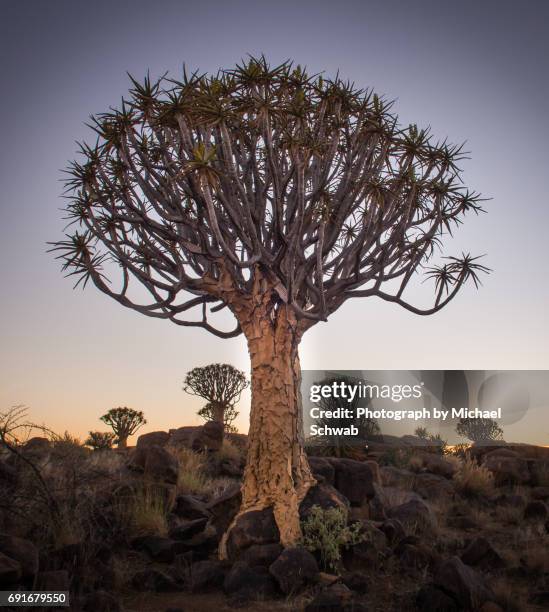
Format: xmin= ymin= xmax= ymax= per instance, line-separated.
xmin=300 ymin=505 xmax=364 ymax=571
xmin=452 ymin=456 xmax=494 ymax=497
xmin=85 ymin=431 xmax=116 ymax=451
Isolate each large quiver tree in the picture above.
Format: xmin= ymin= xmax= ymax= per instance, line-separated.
xmin=50 ymin=57 xmax=488 ymax=552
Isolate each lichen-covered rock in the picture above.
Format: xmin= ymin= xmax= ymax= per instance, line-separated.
xmin=269 ymin=547 xmax=318 ymax=594
xmin=131 ymin=536 xmax=175 ymax=563
xmin=136 ymin=431 xmax=170 ymax=449
xmin=192 ymin=422 xmax=223 ymax=452
xmin=299 ymin=483 xmax=349 ymax=519
xmin=0 ymin=552 xmax=21 ymax=587
xmin=206 ymin=483 xmax=241 ymax=537
xmin=433 ymin=556 xmax=494 ymax=610
xmin=414 ymin=473 xmax=455 ymax=501
xmin=524 ymin=500 xmax=547 ymax=521
xmin=226 ymin=508 xmax=280 ymax=561
xmin=239 ymin=543 xmax=283 ymax=567
xmin=416 ymin=583 xmax=459 ymax=611
xmin=189 ymin=559 xmax=227 ymax=592
xmin=387 ymin=499 xmax=437 ymax=535
xmin=130 ymin=444 xmax=179 ymax=485
xmin=172 ymin=494 xmax=211 ymax=520
xmin=483 ymin=455 xmax=530 ymax=486
xmin=0 ymin=534 xmax=38 ymax=579
xmin=328 ymin=458 xmax=376 ymax=505
xmin=461 ymin=537 xmax=505 ymax=570
xmin=308 ymin=457 xmax=336 ymax=485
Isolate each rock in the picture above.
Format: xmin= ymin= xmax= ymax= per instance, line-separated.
xmin=493 ymin=493 xmax=525 ymax=507
xmin=206 ymin=483 xmax=241 ymax=537
xmin=416 ymin=583 xmax=459 ymax=611
xmin=82 ymin=591 xmax=123 ymax=612
xmin=524 ymin=500 xmax=547 ymax=521
xmin=304 ymin=584 xmax=355 ymax=611
xmin=35 ymin=570 xmax=70 ymax=591
xmin=529 ymin=460 xmax=549 ymax=485
xmin=226 ymin=508 xmax=280 ymax=561
xmin=172 ymin=525 xmax=219 ymax=560
xmin=0 ymin=461 xmax=17 ymax=488
xmin=461 ymin=537 xmax=505 ymax=570
xmin=269 ymin=547 xmax=318 ymax=594
xmin=0 ymin=534 xmax=39 ymax=578
xmin=531 ymin=486 xmax=549 ymax=501
xmin=189 ymin=559 xmax=226 ymax=592
xmin=223 ymin=562 xmax=278 ymax=598
xmin=169 ymin=426 xmax=200 ymax=448
xmin=192 ymin=422 xmax=223 ymax=452
xmin=433 ymin=556 xmax=494 ymax=609
xmin=130 ymin=445 xmax=179 ymax=485
xmin=342 ymin=571 xmax=369 ymax=594
xmin=420 ymin=453 xmax=457 ymax=479
xmin=131 ymin=536 xmax=175 ymax=563
xmin=169 ymin=518 xmax=208 ymax=541
xmin=299 ymin=483 xmax=349 ymax=519
xmin=387 ymin=499 xmax=437 ymax=535
xmin=24 ymin=437 xmax=50 ymax=453
xmin=479 ymin=603 xmax=504 ymax=612
xmin=365 ymin=460 xmax=381 ymax=484
xmin=136 ymin=431 xmax=170 ymax=449
xmin=172 ymin=495 xmax=211 ymax=520
xmin=395 ymin=536 xmax=436 ymax=571
xmin=131 ymin=568 xmax=179 ymax=592
xmin=483 ymin=455 xmax=530 ymax=486
xmin=239 ymin=543 xmax=283 ymax=567
xmin=413 ymin=473 xmax=455 ymax=501
xmin=309 ymin=457 xmax=336 ymax=485
xmin=380 ymin=466 xmax=415 ymax=488
xmin=328 ymin=458 xmax=376 ymax=505
xmin=343 ymin=520 xmax=388 ymax=568
xmin=380 ymin=518 xmax=406 ymax=544
xmin=528 ymin=591 xmax=549 ymax=606
xmin=0 ymin=552 xmax=21 ymax=586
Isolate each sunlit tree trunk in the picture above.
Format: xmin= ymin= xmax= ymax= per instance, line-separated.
xmin=220 ymin=280 xmax=316 ymax=556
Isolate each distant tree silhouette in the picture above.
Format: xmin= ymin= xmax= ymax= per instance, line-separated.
xmin=414 ymin=426 xmax=429 ymax=439
xmin=456 ymin=417 xmax=503 ymax=442
xmin=100 ymin=407 xmax=146 ymax=448
xmin=183 ymin=363 xmax=248 ymax=432
xmin=85 ymin=431 xmax=116 ymax=450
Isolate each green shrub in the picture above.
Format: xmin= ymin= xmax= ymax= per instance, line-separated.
xmin=300 ymin=505 xmax=364 ymax=571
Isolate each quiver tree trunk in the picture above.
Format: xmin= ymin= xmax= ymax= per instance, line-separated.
xmin=117 ymin=435 xmax=128 ymax=449
xmin=220 ymin=284 xmax=316 ymax=557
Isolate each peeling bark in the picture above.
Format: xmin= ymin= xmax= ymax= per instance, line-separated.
xmin=219 ymin=271 xmax=316 ymax=557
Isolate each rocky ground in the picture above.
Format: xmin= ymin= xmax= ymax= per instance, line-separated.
xmin=0 ymin=424 xmax=548 ymax=611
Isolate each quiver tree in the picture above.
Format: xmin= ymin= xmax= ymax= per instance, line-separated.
xmin=198 ymin=402 xmax=240 ymax=433
xmin=456 ymin=418 xmax=503 ymax=442
xmin=100 ymin=407 xmax=146 ymax=449
xmin=50 ymin=57 xmax=489 ymax=551
xmin=183 ymin=363 xmax=248 ymax=431
xmin=85 ymin=431 xmax=116 ymax=450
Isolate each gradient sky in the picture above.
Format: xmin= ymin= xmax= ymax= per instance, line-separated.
xmin=1 ymin=0 xmax=548 ymax=445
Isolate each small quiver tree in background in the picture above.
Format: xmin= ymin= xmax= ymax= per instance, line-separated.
xmin=100 ymin=407 xmax=146 ymax=449
xmin=183 ymin=363 xmax=248 ymax=433
xmin=456 ymin=417 xmax=503 ymax=443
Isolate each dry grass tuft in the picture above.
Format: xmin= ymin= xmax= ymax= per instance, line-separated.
xmin=453 ymin=456 xmax=494 ymax=497
xmin=116 ymin=486 xmax=168 ymax=537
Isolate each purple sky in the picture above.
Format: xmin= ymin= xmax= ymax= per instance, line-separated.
xmin=1 ymin=0 xmax=548 ymax=444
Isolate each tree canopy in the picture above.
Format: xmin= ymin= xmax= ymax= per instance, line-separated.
xmin=50 ymin=56 xmax=488 ymax=338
